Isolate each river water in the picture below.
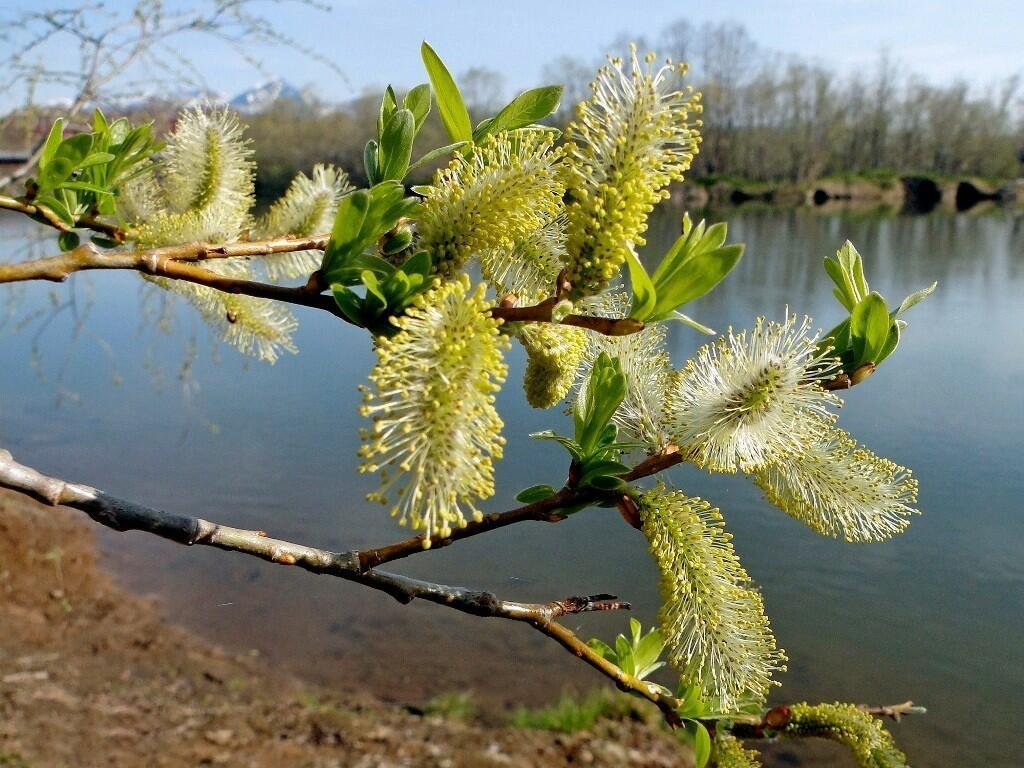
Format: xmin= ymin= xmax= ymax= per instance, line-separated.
xmin=2 ymin=206 xmax=1021 ymax=767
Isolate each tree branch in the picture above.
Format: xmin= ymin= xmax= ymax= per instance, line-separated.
xmin=0 ymin=193 xmax=128 ymax=240
xmin=490 ymin=297 xmax=646 ymax=336
xmin=0 ymin=237 xmax=345 ymax=316
xmin=357 ymin=445 xmax=687 ymax=571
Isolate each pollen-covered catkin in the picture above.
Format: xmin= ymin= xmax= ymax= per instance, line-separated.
xmin=639 ymin=487 xmax=785 ymax=710
xmin=417 ymin=132 xmax=565 ymax=278
xmin=359 ymin=276 xmax=509 ymax=543
xmin=563 ymin=47 xmax=702 ymax=298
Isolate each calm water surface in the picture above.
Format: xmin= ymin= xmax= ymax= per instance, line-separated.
xmin=2 ymin=207 xmax=1022 ymax=767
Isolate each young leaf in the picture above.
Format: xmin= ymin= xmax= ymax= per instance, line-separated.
xmin=894 ymin=282 xmax=938 ymax=319
xmin=576 ymin=353 xmax=627 ymax=457
xmin=421 ymin=42 xmax=473 ymax=144
xmin=404 ymin=83 xmax=432 ymax=131
xmin=850 ymin=292 xmax=890 ymax=364
xmin=378 ymin=108 xmax=415 ymax=181
xmin=39 ymin=118 xmax=64 ymax=167
xmin=691 ymin=722 xmax=712 ymax=768
xmin=474 ymin=85 xmax=563 ymax=141
xmin=407 ymin=142 xmax=469 ymax=173
xmin=364 ymin=140 xmax=380 ymax=185
xmin=625 ymin=249 xmax=657 ymax=321
xmin=58 ymin=231 xmax=80 ymax=252
xmin=515 ymin=484 xmax=557 ymax=504
xmin=378 ymin=85 xmax=397 ymax=138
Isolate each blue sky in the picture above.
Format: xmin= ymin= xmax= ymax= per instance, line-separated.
xmin=4 ymin=0 xmax=1022 ymax=107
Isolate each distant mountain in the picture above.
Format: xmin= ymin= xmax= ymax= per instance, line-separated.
xmin=229 ymin=79 xmax=310 ymax=113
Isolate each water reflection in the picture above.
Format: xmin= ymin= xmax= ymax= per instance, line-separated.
xmin=1 ymin=206 xmax=1022 ymax=768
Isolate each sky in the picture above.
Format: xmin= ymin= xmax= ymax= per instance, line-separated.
xmin=3 ymin=0 xmax=1023 ymax=109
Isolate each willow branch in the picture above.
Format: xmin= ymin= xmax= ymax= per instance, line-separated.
xmin=0 ymin=237 xmax=345 ymax=316
xmin=0 ymin=235 xmax=330 ymax=282
xmin=490 ymin=297 xmax=645 ymax=336
xmin=0 ymin=193 xmax=128 ymax=240
xmin=0 ymin=449 xmax=923 ymax=732
xmin=357 ymin=445 xmax=687 ymax=571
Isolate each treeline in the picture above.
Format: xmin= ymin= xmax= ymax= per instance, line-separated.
xmin=544 ymin=20 xmax=1024 ymax=182
xmin=243 ymin=20 xmax=1021 ymax=201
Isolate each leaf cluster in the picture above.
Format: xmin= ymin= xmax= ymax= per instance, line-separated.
xmin=322 ymin=181 xmax=429 ymax=334
xmin=626 ymin=214 xmax=744 ymax=333
xmin=821 ymin=241 xmax=936 ymax=372
xmin=421 ymin=42 xmax=563 ymax=147
xmin=29 ymin=110 xmax=160 ymax=249
xmin=527 ymin=353 xmax=636 ymax=501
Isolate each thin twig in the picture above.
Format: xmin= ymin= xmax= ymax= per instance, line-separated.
xmin=357 ymin=445 xmax=687 ymax=571
xmin=491 ymin=297 xmax=645 ymax=336
xmin=0 ymin=194 xmax=127 ymax=240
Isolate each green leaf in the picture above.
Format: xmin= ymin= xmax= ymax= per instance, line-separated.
xmin=632 ymin=627 xmax=664 ymax=672
xmin=575 ymin=353 xmax=627 ymax=457
xmin=515 ymin=484 xmax=557 ymax=504
xmin=39 ymin=119 xmax=64 ymax=167
xmin=875 ymin=320 xmax=903 ymax=365
xmin=331 ymin=189 xmax=370 ymax=247
xmin=824 ymin=241 xmax=866 ymax=311
xmin=360 ymin=270 xmax=387 ymax=305
xmin=378 ymin=108 xmax=416 ymax=181
xmin=381 ymin=228 xmax=413 ymax=255
xmin=421 ymin=42 xmax=473 ymax=144
xmin=625 ymin=249 xmax=657 ymax=321
xmin=90 ymin=235 xmax=120 ymax=249
xmin=666 ymin=311 xmax=715 ymax=335
xmin=651 ymin=243 xmax=743 ymax=318
xmin=57 ymin=231 xmax=80 ymax=252
xmin=399 ymin=250 xmax=433 ymax=278
xmin=691 ymin=722 xmax=712 ymax=768
xmin=475 ymin=85 xmax=563 ymax=141
xmin=529 ymin=430 xmax=584 ymax=461
xmin=76 ymin=152 xmax=116 ymax=168
xmin=330 ymin=284 xmax=366 ymax=327
xmin=55 ymin=133 xmax=93 ymax=167
xmin=850 ymin=292 xmax=891 ymax=365
xmin=33 ymin=195 xmax=75 ymax=227
xmin=407 ymin=141 xmax=468 ymax=173
xmin=364 ymin=140 xmax=380 ymax=185
xmin=58 ymin=181 xmax=113 ymax=195
xmin=378 ymin=85 xmax=397 ymax=138
xmin=38 ymin=158 xmax=76 ymax=189
xmin=894 ymin=281 xmax=937 ymax=319
xmin=404 ymin=83 xmax=432 ymax=131
xmin=586 ymin=638 xmax=615 ymax=659
xmin=579 ymin=460 xmax=631 ymax=484
xmin=676 ymin=685 xmax=704 ymax=719
xmin=585 ymin=475 xmax=630 ymax=492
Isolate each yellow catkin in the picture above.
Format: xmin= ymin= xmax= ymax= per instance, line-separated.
xmin=712 ymin=732 xmax=762 ymax=768
xmin=665 ymin=315 xmax=839 ymax=473
xmin=518 ymin=323 xmax=589 ymax=409
xmin=785 ymin=703 xmax=908 ymax=768
xmin=416 ymin=132 xmax=565 ymax=277
xmin=753 ymin=427 xmax=919 ymax=543
xmin=563 ymin=47 xmax=702 ymax=298
xmin=639 ymin=487 xmax=785 ymax=711
xmin=359 ymin=276 xmax=509 ymax=543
